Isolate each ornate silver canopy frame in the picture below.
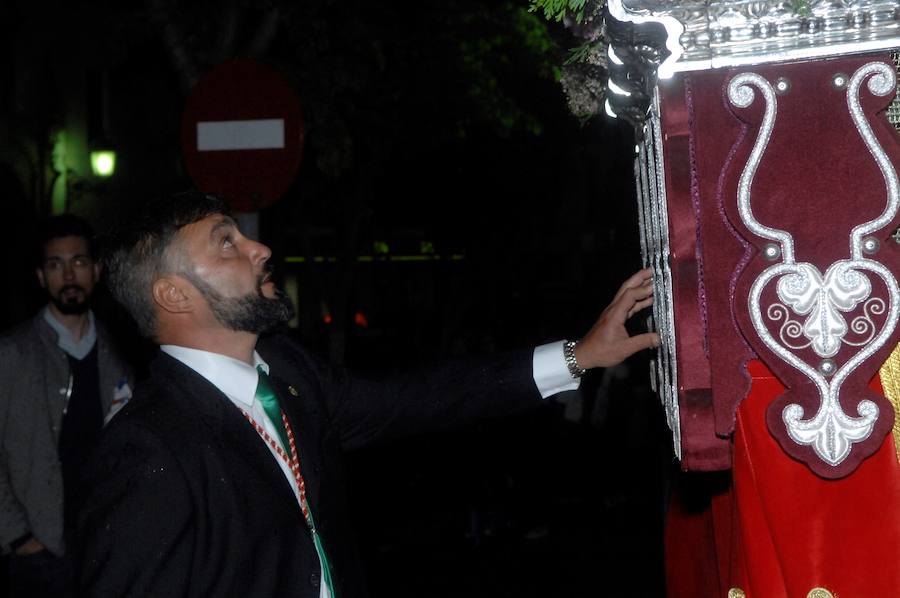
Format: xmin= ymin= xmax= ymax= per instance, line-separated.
xmin=605 ymin=0 xmax=900 ymax=466
xmin=609 ymin=0 xmax=900 ymax=76
xmin=606 ymin=1 xmax=900 ymax=121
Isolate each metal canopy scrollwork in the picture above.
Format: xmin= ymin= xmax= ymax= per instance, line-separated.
xmin=890 ymin=50 xmax=900 ymax=131
xmin=612 ymin=0 xmax=900 ymax=74
xmin=635 ymin=89 xmax=682 ymax=458
xmin=731 ymin=63 xmax=900 ymax=467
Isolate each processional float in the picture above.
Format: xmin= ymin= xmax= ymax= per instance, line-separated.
xmin=603 ymin=1 xmax=900 ymax=596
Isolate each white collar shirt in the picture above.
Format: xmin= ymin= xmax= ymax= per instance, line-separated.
xmin=43 ymin=307 xmax=97 ymax=360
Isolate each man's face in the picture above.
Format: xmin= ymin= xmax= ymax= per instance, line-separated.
xmin=173 ymin=214 xmax=293 ymax=334
xmin=37 ymin=235 xmax=99 ymax=315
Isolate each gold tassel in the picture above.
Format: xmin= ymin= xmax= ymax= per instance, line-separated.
xmin=878 ymin=343 xmax=900 ymax=465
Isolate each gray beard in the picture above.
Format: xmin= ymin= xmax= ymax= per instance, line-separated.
xmin=209 ymin=291 xmax=294 ymax=334
xmin=188 ymin=273 xmax=294 ymax=334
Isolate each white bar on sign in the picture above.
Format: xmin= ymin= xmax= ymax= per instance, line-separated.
xmin=197 ymin=119 xmax=285 ymax=151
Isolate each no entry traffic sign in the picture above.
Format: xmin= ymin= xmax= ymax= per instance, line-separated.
xmin=181 ymin=59 xmax=304 ymax=211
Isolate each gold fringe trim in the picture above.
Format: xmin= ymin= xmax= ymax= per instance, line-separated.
xmin=878 ymin=343 xmax=900 ymax=465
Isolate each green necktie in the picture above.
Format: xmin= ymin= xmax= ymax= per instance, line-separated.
xmin=255 ymin=365 xmax=290 ymax=452
xmin=255 ymin=366 xmax=337 ymax=596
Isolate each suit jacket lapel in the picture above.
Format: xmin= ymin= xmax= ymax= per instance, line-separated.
xmin=151 ymin=354 xmax=305 ymax=516
xmin=269 ymin=373 xmax=323 ymax=517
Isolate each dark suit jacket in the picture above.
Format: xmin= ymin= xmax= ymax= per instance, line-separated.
xmin=77 ymin=334 xmax=541 ymax=597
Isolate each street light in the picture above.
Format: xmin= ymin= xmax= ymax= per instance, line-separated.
xmin=90 ymin=150 xmax=116 ymax=177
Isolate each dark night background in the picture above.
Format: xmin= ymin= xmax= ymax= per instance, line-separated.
xmin=0 ymin=1 xmax=673 ymax=596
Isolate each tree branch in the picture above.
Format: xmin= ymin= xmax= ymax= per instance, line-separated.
xmin=244 ymin=6 xmax=280 ymax=59
xmin=145 ymin=0 xmax=200 ymax=93
xmin=211 ymin=0 xmax=240 ymax=64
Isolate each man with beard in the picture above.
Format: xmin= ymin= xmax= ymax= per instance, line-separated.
xmin=0 ymin=214 xmax=133 ymax=598
xmin=79 ymin=191 xmax=658 ymax=598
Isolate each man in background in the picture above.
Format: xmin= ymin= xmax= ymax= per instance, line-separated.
xmin=0 ymin=214 xmax=133 ymax=597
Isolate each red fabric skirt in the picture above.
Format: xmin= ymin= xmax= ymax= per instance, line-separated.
xmin=666 ymin=360 xmax=900 ymax=597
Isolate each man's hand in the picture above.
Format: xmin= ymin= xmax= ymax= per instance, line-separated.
xmin=14 ymin=536 xmax=45 ymax=556
xmin=574 ymin=268 xmax=659 ymax=370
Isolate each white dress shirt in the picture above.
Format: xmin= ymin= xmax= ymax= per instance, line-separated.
xmin=161 ymin=340 xmax=577 ymax=597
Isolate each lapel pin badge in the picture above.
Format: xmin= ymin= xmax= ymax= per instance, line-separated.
xmin=288 ymin=385 xmax=300 ymax=397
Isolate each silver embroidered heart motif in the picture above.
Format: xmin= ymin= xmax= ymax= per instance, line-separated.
xmin=750 ymin=260 xmax=895 ymax=466
xmin=728 ymin=63 xmax=900 ymax=468
xmin=776 ymin=262 xmax=872 ymax=358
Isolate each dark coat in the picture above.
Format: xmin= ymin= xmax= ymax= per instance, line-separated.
xmin=77 ymin=334 xmax=540 ymax=597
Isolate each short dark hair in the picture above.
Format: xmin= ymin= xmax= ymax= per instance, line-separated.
xmin=104 ymin=191 xmax=230 ymax=338
xmin=35 ymin=214 xmax=96 ymax=266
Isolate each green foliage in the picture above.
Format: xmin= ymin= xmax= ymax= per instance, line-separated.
xmin=454 ymin=3 xmax=560 ymax=137
xmin=528 ymin=0 xmax=589 ymax=23
xmin=791 ymin=0 xmax=812 ymax=16
xmin=528 ymin=0 xmax=608 ymax=122
xmin=565 ymin=40 xmax=603 ymax=65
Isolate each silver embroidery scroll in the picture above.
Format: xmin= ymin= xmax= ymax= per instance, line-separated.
xmin=729 ymin=64 xmax=900 ymax=467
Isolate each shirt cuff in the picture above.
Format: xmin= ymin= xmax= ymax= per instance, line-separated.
xmin=533 ymin=340 xmax=581 ymax=399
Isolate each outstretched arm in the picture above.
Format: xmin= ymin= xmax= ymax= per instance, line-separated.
xmin=574 ymin=267 xmax=659 ymax=370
